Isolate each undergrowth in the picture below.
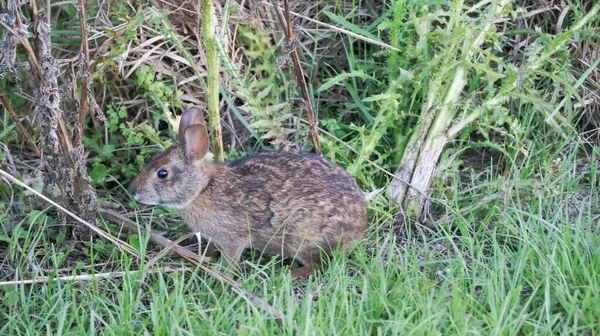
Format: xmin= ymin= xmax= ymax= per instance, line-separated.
xmin=1 ymin=0 xmax=599 ymax=334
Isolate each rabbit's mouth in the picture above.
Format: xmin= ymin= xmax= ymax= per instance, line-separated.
xmin=132 ymin=191 xmax=192 ymax=210
xmin=130 ymin=190 xmax=160 ymax=206
xmin=133 ymin=195 xmax=158 ymax=206
xmin=129 ymin=182 xmax=163 ymax=206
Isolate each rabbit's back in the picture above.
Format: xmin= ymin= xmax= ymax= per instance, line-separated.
xmin=180 ymin=150 xmax=367 ymax=259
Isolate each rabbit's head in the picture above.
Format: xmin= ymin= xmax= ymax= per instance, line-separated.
xmin=128 ymin=107 xmax=213 ymax=209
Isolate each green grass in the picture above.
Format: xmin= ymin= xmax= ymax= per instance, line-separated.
xmin=1 ymin=131 xmax=599 ymax=334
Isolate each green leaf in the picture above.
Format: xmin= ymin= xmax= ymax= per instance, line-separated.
xmin=28 ymin=210 xmax=48 ymax=225
xmin=0 ymin=123 xmax=16 ymax=140
xmin=55 ymin=233 xmax=66 ymax=244
xmin=101 ymin=144 xmax=116 ymax=155
xmin=5 ymin=291 xmax=19 ymax=306
xmin=128 ymin=234 xmax=141 ymax=249
xmin=323 ymin=11 xmax=384 ymax=43
xmin=316 ymin=71 xmax=370 ymax=93
xmin=243 ymin=50 xmax=263 ymax=59
xmin=362 ymin=93 xmax=401 ymax=103
xmin=11 ymin=226 xmax=26 ymax=239
xmin=90 ymin=164 xmax=108 ymax=184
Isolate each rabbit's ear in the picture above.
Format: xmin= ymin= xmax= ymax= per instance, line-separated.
xmin=179 ymin=107 xmax=205 ymax=142
xmin=184 ymin=123 xmax=209 ymax=164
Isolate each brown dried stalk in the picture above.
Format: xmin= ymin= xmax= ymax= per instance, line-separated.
xmin=1 ymin=0 xmax=100 ymax=238
xmin=98 ymin=209 xmax=207 ymax=263
xmin=270 ymin=0 xmax=322 ymax=155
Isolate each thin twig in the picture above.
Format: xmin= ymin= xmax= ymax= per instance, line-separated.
xmin=283 ymin=0 xmax=293 ymax=38
xmin=271 ymin=0 xmax=322 ymax=155
xmin=435 ymin=193 xmax=502 ymax=224
xmin=69 ymin=61 xmax=80 ymax=101
xmin=0 ymin=169 xmax=138 ymax=256
xmin=98 ymin=208 xmax=202 ymax=262
xmin=56 ymin=120 xmax=76 ymax=167
xmin=30 ymin=0 xmax=38 ymax=16
xmin=0 ymin=267 xmax=189 ymax=286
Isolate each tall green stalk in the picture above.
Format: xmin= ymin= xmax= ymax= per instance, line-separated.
xmin=202 ymin=0 xmax=224 ymax=162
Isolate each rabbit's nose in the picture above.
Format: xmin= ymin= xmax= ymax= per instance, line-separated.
xmin=128 ymin=181 xmax=137 ymax=196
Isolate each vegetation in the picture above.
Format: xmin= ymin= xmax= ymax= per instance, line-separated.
xmin=1 ymin=0 xmax=599 ymax=334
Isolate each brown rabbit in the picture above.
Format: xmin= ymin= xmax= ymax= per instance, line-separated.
xmin=128 ymin=106 xmax=367 ymax=278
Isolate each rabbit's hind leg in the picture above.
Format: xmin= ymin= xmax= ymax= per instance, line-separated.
xmin=290 ymin=251 xmax=323 ymax=280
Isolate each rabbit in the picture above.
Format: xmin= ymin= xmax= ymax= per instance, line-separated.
xmin=128 ymin=106 xmax=367 ymax=279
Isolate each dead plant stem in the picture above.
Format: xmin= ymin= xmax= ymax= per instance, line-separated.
xmin=271 ymin=0 xmax=322 ymax=155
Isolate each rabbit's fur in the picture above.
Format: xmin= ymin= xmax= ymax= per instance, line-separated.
xmin=129 ymin=107 xmax=367 ymax=278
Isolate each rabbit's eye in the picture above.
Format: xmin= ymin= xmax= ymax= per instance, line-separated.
xmin=157 ymin=169 xmax=168 ymax=179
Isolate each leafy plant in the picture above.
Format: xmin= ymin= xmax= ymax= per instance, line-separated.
xmin=135 ymin=66 xmax=184 ymax=111
xmin=230 ymin=23 xmax=296 ymax=147
xmin=83 ymin=103 xmax=173 ymax=185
